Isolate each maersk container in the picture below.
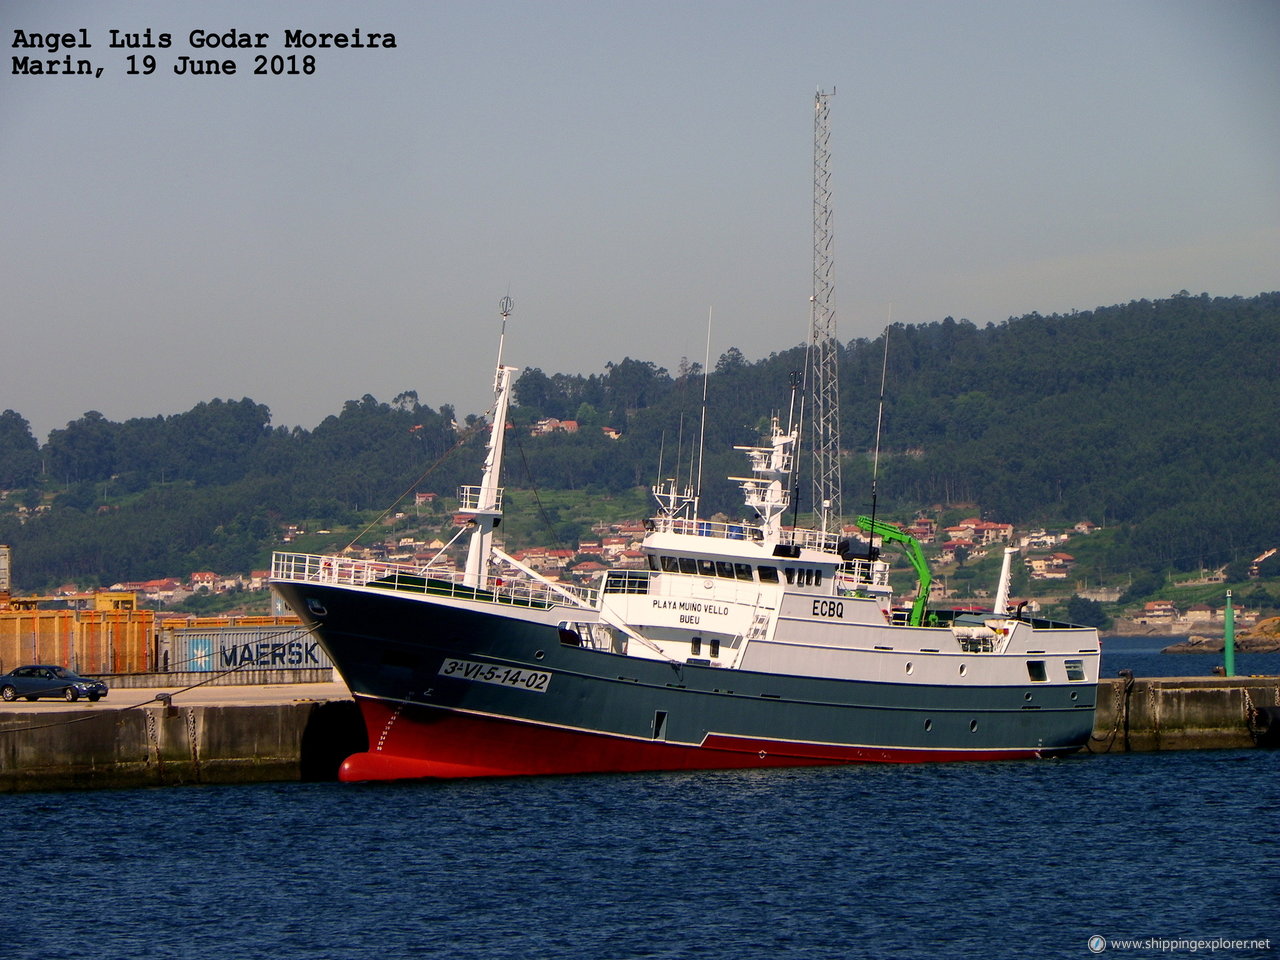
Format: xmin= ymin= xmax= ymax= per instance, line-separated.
xmin=158 ymin=617 xmax=331 ymax=673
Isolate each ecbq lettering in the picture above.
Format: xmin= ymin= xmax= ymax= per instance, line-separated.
xmin=812 ymin=600 xmax=844 ymax=619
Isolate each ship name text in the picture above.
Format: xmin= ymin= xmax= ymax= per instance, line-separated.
xmin=650 ymin=600 xmax=730 ymax=616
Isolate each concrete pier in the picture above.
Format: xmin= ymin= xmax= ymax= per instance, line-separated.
xmin=1 ymin=676 xmax=1277 ymax=791
xmin=0 ymin=683 xmax=364 ymax=792
xmin=1088 ymin=675 xmax=1280 ymax=754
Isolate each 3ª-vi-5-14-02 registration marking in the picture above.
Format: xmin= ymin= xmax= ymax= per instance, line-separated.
xmin=438 ymin=659 xmax=550 ymax=693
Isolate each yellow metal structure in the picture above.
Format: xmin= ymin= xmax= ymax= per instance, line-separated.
xmin=0 ymin=592 xmax=152 ymax=675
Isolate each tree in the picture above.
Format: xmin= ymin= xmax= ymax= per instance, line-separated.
xmin=1064 ymin=595 xmax=1111 ymax=629
xmin=515 ymin=368 xmax=564 ymax=419
xmin=0 ymin=409 xmax=40 ymax=488
xmin=604 ymin=358 xmax=670 ymax=417
xmin=575 ymin=402 xmax=599 ymax=427
xmin=1119 ymin=571 xmax=1166 ymax=605
xmin=715 ymin=346 xmax=747 ymax=373
xmin=45 ymin=411 xmax=117 ymax=483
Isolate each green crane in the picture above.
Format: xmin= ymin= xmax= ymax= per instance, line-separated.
xmin=855 ymin=515 xmax=932 ymax=627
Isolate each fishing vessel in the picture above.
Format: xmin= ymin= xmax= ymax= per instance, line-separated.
xmin=270 ymin=310 xmax=1101 ymax=781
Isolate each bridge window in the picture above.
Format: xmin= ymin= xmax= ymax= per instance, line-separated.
xmin=1027 ymin=660 xmax=1048 ymax=682
xmin=734 ymin=563 xmax=754 ymax=581
xmin=679 ymin=557 xmax=697 ymax=575
xmin=716 ymin=561 xmax=735 ymax=579
xmin=697 ymin=559 xmax=716 ymax=577
xmin=661 ymin=556 xmax=679 ymax=573
xmin=603 ymin=571 xmax=650 ymax=595
xmin=758 ymin=566 xmax=780 ymax=583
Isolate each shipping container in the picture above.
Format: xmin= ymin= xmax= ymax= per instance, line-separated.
xmin=157 ymin=616 xmax=330 ymax=673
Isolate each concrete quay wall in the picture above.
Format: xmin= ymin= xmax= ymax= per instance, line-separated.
xmin=2 ymin=676 xmax=1278 ymax=792
xmin=0 ymin=698 xmax=364 ymax=792
xmin=1089 ymin=675 xmax=1280 ymax=753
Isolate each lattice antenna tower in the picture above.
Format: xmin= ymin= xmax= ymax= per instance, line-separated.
xmin=810 ymin=88 xmax=842 ymax=533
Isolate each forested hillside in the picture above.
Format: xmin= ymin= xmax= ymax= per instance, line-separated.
xmin=0 ymin=291 xmax=1275 ymax=592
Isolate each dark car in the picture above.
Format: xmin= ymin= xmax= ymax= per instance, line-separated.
xmin=0 ymin=665 xmax=109 ymax=702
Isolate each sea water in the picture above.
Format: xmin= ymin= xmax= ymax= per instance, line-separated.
xmin=1101 ymin=635 xmax=1280 ymax=680
xmin=3 ymin=750 xmax=1276 ymax=959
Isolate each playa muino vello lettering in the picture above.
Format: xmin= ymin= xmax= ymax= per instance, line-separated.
xmin=650 ymin=599 xmax=730 ymax=623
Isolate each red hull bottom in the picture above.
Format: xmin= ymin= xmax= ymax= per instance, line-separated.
xmin=339 ymin=697 xmax=1054 ymax=782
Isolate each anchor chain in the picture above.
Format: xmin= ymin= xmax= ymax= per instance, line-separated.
xmin=1088 ymin=673 xmax=1132 ymax=753
xmin=1147 ymin=681 xmax=1160 ymax=750
xmin=145 ymin=710 xmax=165 ymax=780
xmin=1243 ymin=688 xmax=1261 ymax=743
xmin=185 ymin=708 xmax=202 ymax=782
xmin=1088 ymin=678 xmax=1125 ymax=753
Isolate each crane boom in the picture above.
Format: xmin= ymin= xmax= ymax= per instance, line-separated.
xmin=855 ymin=515 xmax=931 ymax=626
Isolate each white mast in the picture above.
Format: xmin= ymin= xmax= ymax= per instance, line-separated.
xmin=992 ymin=546 xmax=1019 ymax=616
xmin=462 ymin=297 xmax=518 ymax=589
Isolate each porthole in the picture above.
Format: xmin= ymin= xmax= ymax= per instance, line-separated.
xmin=923 ymin=719 xmax=933 ymax=732
xmin=958 ymin=663 xmax=968 ymax=677
xmin=534 ymin=650 xmax=545 ymax=660
xmin=1070 ymin=691 xmax=1078 ymax=701
xmin=905 ymin=661 xmax=914 ymax=675
xmin=1024 ymin=691 xmax=1033 ymax=701
xmin=969 ymin=720 xmax=978 ymax=733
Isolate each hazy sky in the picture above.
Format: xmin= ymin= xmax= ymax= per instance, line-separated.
xmin=4 ymin=0 xmax=1277 ymax=442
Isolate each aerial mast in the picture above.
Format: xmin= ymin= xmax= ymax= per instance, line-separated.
xmin=462 ymin=296 xmax=518 ymax=589
xmin=810 ymin=88 xmax=842 ymax=533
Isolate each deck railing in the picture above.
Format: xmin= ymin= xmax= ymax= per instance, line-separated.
xmin=647 ymin=516 xmax=844 ymax=553
xmin=270 ymin=552 xmax=598 ymax=609
xmin=458 ymin=484 xmax=503 ymax=513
